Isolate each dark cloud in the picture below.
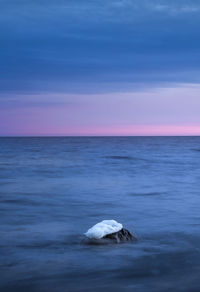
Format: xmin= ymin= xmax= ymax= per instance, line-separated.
xmin=1 ymin=0 xmax=200 ymax=94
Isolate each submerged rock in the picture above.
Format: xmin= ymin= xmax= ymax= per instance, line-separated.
xmin=83 ymin=220 xmax=137 ymax=245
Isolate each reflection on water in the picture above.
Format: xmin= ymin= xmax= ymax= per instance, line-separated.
xmin=1 ymin=137 xmax=200 ymax=291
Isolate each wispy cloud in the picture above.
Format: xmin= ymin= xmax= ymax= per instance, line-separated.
xmin=151 ymin=3 xmax=200 ymax=14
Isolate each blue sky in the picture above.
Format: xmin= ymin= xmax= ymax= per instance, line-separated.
xmin=1 ymin=0 xmax=200 ymax=135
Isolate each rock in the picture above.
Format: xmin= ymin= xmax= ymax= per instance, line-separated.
xmin=103 ymin=228 xmax=137 ymax=243
xmin=83 ymin=220 xmax=137 ymax=245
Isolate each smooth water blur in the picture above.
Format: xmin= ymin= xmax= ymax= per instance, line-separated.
xmin=1 ymin=137 xmax=200 ymax=292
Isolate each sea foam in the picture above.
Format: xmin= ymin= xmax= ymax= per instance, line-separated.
xmin=85 ymin=220 xmax=123 ymax=239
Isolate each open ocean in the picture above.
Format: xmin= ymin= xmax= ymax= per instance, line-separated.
xmin=1 ymin=136 xmax=200 ymax=292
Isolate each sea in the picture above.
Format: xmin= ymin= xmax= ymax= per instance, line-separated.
xmin=1 ymin=136 xmax=200 ymax=292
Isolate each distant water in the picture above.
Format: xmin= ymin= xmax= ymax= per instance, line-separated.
xmin=1 ymin=137 xmax=200 ymax=292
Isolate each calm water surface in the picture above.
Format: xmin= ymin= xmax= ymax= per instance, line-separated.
xmin=1 ymin=137 xmax=200 ymax=292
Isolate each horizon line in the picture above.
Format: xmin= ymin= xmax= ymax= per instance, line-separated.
xmin=1 ymin=135 xmax=200 ymax=138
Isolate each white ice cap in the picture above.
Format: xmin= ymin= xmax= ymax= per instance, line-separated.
xmin=85 ymin=220 xmax=123 ymax=239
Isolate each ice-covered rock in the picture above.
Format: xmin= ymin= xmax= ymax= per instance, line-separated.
xmin=83 ymin=220 xmax=137 ymax=244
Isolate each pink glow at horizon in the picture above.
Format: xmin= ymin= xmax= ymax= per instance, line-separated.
xmin=1 ymin=84 xmax=200 ymax=136
xmin=2 ymin=125 xmax=200 ymax=136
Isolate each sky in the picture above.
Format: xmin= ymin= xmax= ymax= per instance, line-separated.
xmin=1 ymin=0 xmax=200 ymax=136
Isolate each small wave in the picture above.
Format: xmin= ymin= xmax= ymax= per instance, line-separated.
xmin=17 ymin=236 xmax=80 ymax=249
xmin=0 ymin=181 xmax=14 ymax=186
xmin=129 ymin=192 xmax=163 ymax=197
xmin=104 ymin=155 xmax=149 ymax=162
xmin=0 ymin=199 xmax=41 ymax=206
xmin=18 ymin=241 xmax=57 ymax=249
xmin=105 ymin=155 xmax=133 ymax=160
xmin=192 ymin=148 xmax=200 ymax=152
